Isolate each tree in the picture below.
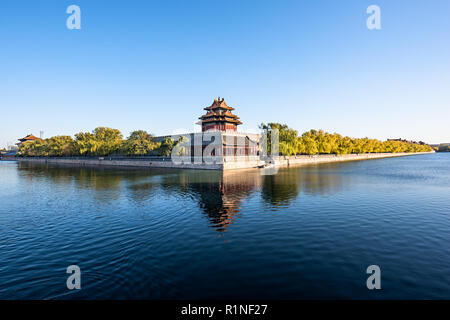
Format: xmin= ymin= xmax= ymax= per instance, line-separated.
xmin=74 ymin=132 xmax=97 ymax=156
xmin=92 ymin=127 xmax=123 ymax=156
xmin=46 ymin=136 xmax=76 ymax=156
xmin=75 ymin=127 xmax=123 ymax=156
xmin=122 ymin=130 xmax=159 ymax=155
xmin=259 ymin=123 xmax=299 ymax=156
xmin=295 ymin=129 xmax=432 ymax=155
xmin=298 ymin=131 xmax=318 ymax=155
xmin=19 ymin=136 xmax=75 ymax=157
xmin=174 ymin=136 xmax=189 ymax=156
xmin=159 ymin=137 xmax=175 ymax=157
xmin=19 ymin=140 xmax=43 ymax=156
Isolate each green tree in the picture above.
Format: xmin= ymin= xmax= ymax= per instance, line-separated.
xmin=295 ymin=129 xmax=431 ymax=155
xmin=259 ymin=123 xmax=299 ymax=156
xmin=92 ymin=127 xmax=123 ymax=156
xmin=122 ymin=130 xmax=159 ymax=155
xmin=159 ymin=137 xmax=175 ymax=157
xmin=298 ymin=131 xmax=319 ymax=155
xmin=174 ymin=136 xmax=190 ymax=156
xmin=74 ymin=132 xmax=97 ymax=156
xmin=75 ymin=127 xmax=123 ymax=156
xmin=46 ymin=136 xmax=76 ymax=156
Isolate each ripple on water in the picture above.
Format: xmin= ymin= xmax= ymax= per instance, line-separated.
xmin=1 ymin=154 xmax=450 ymax=299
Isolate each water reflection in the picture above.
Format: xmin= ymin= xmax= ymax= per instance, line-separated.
xmin=6 ymin=155 xmax=450 ymax=300
xmin=17 ymin=162 xmax=348 ymax=232
xmin=261 ymin=169 xmax=301 ymax=207
xmin=187 ymin=170 xmax=262 ymax=232
xmin=296 ymin=164 xmax=351 ymax=196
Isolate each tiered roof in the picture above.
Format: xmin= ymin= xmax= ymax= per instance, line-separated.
xmin=198 ymin=97 xmax=243 ymax=125
xmin=18 ymin=134 xmax=40 ymax=142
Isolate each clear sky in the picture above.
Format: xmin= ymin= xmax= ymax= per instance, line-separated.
xmin=1 ymin=0 xmax=449 ymax=148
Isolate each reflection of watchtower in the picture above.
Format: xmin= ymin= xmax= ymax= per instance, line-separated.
xmin=190 ymin=170 xmax=262 ymax=233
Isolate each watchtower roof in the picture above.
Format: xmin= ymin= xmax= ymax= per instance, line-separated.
xmin=198 ymin=97 xmax=243 ymax=126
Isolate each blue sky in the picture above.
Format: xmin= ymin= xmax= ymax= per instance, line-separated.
xmin=1 ymin=0 xmax=449 ymax=147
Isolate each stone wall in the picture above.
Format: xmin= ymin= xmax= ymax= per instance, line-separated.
xmin=277 ymin=152 xmax=434 ymax=168
xmin=16 ymin=152 xmax=433 ymax=171
xmin=16 ymin=157 xmax=223 ymax=170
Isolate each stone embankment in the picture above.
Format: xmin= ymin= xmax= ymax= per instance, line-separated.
xmin=15 ymin=152 xmax=433 ymax=170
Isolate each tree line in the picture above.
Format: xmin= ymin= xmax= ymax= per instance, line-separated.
xmin=260 ymin=123 xmax=433 ymax=155
xmin=18 ymin=125 xmax=433 ymax=157
xmin=18 ymin=127 xmax=185 ymax=157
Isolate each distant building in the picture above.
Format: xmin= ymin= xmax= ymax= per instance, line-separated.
xmin=0 ymin=151 xmax=17 ymax=159
xmin=1 ymin=147 xmax=18 ymax=159
xmin=16 ymin=134 xmax=41 ymax=147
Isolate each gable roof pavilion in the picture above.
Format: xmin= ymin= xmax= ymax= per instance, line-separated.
xmin=17 ymin=134 xmax=41 ymax=146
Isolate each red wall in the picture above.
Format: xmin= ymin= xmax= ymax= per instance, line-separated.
xmin=202 ymin=123 xmax=237 ymax=132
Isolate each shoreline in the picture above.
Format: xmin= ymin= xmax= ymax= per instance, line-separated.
xmin=277 ymin=152 xmax=434 ymax=168
xmin=11 ymin=152 xmax=435 ymax=171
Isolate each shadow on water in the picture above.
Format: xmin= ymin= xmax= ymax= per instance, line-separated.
xmin=17 ymin=161 xmax=349 ymax=233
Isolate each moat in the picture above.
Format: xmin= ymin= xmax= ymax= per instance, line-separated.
xmin=0 ymin=153 xmax=449 ymax=299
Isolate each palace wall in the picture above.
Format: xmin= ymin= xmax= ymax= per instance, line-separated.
xmin=16 ymin=152 xmax=433 ymax=171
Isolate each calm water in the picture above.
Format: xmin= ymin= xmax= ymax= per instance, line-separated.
xmin=0 ymin=153 xmax=449 ymax=299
